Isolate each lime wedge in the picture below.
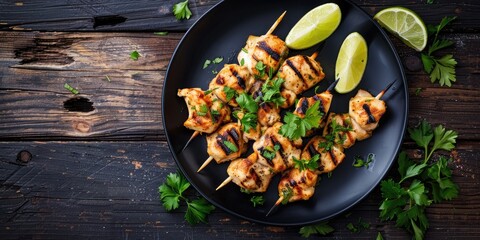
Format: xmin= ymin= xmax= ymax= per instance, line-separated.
xmin=374 ymin=6 xmax=427 ymax=52
xmin=285 ymin=3 xmax=341 ymax=50
xmin=335 ymin=32 xmax=368 ymax=94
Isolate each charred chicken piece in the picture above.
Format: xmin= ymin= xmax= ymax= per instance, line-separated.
xmin=209 ymin=64 xmax=255 ymax=107
xmin=206 ymin=123 xmax=247 ymax=164
xmin=177 ymin=88 xmax=231 ymax=134
xmin=227 ymin=152 xmax=274 ymax=193
xmin=277 ymin=55 xmax=325 ymax=95
xmin=349 ymin=89 xmax=387 ymax=133
xmin=322 ymin=113 xmax=357 ymax=149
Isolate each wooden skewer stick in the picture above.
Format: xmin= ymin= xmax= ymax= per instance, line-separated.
xmin=197 ymin=156 xmax=214 ymax=172
xmin=326 ymin=78 xmax=340 ymax=92
xmin=375 ymin=79 xmax=396 ymax=100
xmin=215 ymin=176 xmax=232 ymax=191
xmin=266 ymin=196 xmax=284 ymax=217
xmin=180 ymin=130 xmax=200 ymax=153
xmin=266 ymin=11 xmax=287 ymax=35
xmin=310 ymin=52 xmax=318 ymax=59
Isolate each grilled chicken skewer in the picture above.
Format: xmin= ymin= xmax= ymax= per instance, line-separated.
xmin=197 ymin=123 xmax=248 ymax=172
xmin=238 ymin=11 xmax=289 ymax=81
xmin=267 ymin=82 xmax=395 ymax=215
xmin=216 ymin=122 xmax=302 ymax=191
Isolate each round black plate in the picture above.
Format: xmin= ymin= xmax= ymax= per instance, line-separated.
xmin=162 ymin=0 xmax=408 ymax=226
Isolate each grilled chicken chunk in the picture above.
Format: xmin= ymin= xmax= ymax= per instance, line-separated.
xmin=323 ymin=113 xmax=357 ymax=149
xmin=253 ymin=122 xmax=302 ymax=173
xmin=301 ymin=136 xmax=346 ymax=174
xmin=249 ymin=80 xmax=281 ymax=127
xmin=277 ymin=55 xmax=325 ymax=94
xmin=238 ymin=34 xmax=289 ymax=81
xmin=277 ymin=167 xmax=318 ymax=203
xmin=177 ymin=88 xmax=231 ymax=133
xmin=206 ymin=123 xmax=247 ymax=164
xmin=227 ymin=152 xmax=274 ymax=193
xmin=209 ymin=64 xmax=255 ymax=107
xmin=234 ymin=111 xmax=261 ymax=142
xmin=349 ymin=89 xmax=387 ymax=132
xmin=293 ymin=90 xmax=333 ymax=130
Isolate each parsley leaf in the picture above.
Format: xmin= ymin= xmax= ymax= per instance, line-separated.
xmin=223 ymin=86 xmax=237 ymax=102
xmin=299 ymin=222 xmax=334 ymax=237
xmin=293 ymin=154 xmax=319 ymax=171
xmin=223 ymin=140 xmax=238 ymax=153
xmin=353 ymin=153 xmax=374 ymax=168
xmin=159 ymin=172 xmax=215 ymax=225
xmin=421 ymin=16 xmax=457 ymax=87
xmin=159 ymin=172 xmax=190 ymax=211
xmin=236 ymin=93 xmax=258 ymax=113
xmin=319 ymin=118 xmax=352 ymax=152
xmin=255 ymin=61 xmax=266 ymax=78
xmin=279 ymin=101 xmax=322 ymax=140
xmin=250 ymin=195 xmax=265 ymax=207
xmin=64 ymin=83 xmax=79 ymax=95
xmin=185 ymin=198 xmax=215 ymax=224
xmin=261 ymin=78 xmax=286 ymax=107
xmin=130 ymin=50 xmax=140 ymax=61
xmin=235 ymin=93 xmax=258 ymax=132
xmin=172 ymin=0 xmax=192 ymax=20
xmin=203 ymin=59 xmax=211 ymax=69
xmin=379 ymin=121 xmax=459 ymax=239
xmin=281 ymin=186 xmax=293 ymax=205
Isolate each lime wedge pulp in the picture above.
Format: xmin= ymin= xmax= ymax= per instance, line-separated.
xmin=335 ymin=32 xmax=368 ymax=94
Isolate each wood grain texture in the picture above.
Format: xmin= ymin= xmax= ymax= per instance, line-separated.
xmin=1 ymin=0 xmax=479 ymax=32
xmin=1 ymin=142 xmax=478 ymax=239
xmin=1 ymin=31 xmax=479 ymax=141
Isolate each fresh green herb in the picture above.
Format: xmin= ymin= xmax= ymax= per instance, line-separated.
xmin=379 ymin=120 xmax=458 ymax=239
xmin=293 ymin=154 xmax=319 ymax=172
xmin=255 ymin=61 xmax=266 ymax=78
xmin=240 ymin=188 xmax=252 ymax=194
xmin=212 ymin=57 xmax=223 ymax=64
xmin=223 ymin=86 xmax=237 ymax=102
xmin=212 ymin=70 xmax=218 ymax=75
xmin=314 ymin=86 xmax=320 ymax=94
xmin=327 ymin=172 xmax=333 ymax=178
xmin=130 ymin=50 xmax=140 ymax=61
xmin=261 ymin=78 xmax=285 ymax=107
xmin=415 ymin=87 xmax=423 ymax=95
xmin=197 ymin=104 xmax=209 ymax=117
xmin=241 ymin=48 xmax=248 ymax=53
xmin=105 ymin=75 xmax=111 ymax=82
xmin=154 ymin=32 xmax=168 ymax=36
xmin=250 ymin=195 xmax=265 ymax=207
xmin=346 ymin=217 xmax=370 ymax=233
xmin=172 ymin=0 xmax=192 ymax=20
xmin=240 ymin=58 xmax=245 ymax=66
xmin=281 ymin=186 xmax=293 ymax=205
xmin=235 ymin=93 xmax=258 ymax=132
xmin=319 ymin=119 xmax=352 ymax=152
xmin=299 ymin=222 xmax=335 ymax=238
xmin=426 ymin=0 xmax=435 ymax=4
xmin=223 ymin=141 xmax=238 ymax=153
xmin=204 ymin=87 xmax=218 ymax=95
xmin=262 ymin=144 xmax=280 ymax=161
xmin=279 ymin=101 xmax=322 ymax=140
xmin=376 ymin=232 xmax=384 ymax=240
xmin=159 ymin=172 xmax=215 ymax=225
xmin=64 ymin=83 xmax=79 ymax=95
xmin=353 ymin=153 xmax=375 ymax=168
xmin=203 ymin=59 xmax=211 ymax=69
xmin=421 ymin=16 xmax=457 ymax=86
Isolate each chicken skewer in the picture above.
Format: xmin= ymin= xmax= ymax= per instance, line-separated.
xmin=180 ymin=12 xmax=288 ymax=152
xmin=216 ymin=80 xmax=338 ymax=191
xmin=267 ymin=81 xmax=395 ymax=216
xmin=197 ymin=123 xmax=248 ymax=172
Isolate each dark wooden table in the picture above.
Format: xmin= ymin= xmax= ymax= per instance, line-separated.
xmin=1 ymin=0 xmax=479 ymax=239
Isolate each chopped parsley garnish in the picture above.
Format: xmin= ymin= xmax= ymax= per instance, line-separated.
xmin=240 ymin=58 xmax=245 ymax=66
xmin=319 ymin=118 xmax=352 ymax=152
xmin=203 ymin=57 xmax=224 ymax=69
xmin=154 ymin=32 xmax=168 ymax=36
xmin=197 ymin=104 xmax=209 ymax=116
xmin=255 ymin=61 xmax=266 ymax=78
xmin=203 ymin=59 xmax=211 ymax=69
xmin=262 ymin=144 xmax=280 ymax=161
xmin=281 ymin=186 xmax=293 ymax=205
xmin=260 ymin=78 xmax=285 ymax=107
xmin=172 ymin=0 xmax=192 ymax=20
xmin=250 ymin=195 xmax=265 ymax=207
xmin=223 ymin=86 xmax=237 ymax=102
xmin=241 ymin=48 xmax=248 ymax=53
xmin=223 ymin=141 xmax=238 ymax=153
xmin=279 ymin=101 xmax=322 ymax=140
xmin=235 ymin=93 xmax=258 ymax=132
xmin=130 ymin=50 xmax=140 ymax=61
xmin=353 ymin=153 xmax=375 ymax=168
xmin=293 ymin=154 xmax=320 ymax=172
xmin=64 ymin=83 xmax=79 ymax=95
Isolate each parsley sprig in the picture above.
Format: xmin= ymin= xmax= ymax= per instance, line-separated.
xmin=421 ymin=16 xmax=457 ymax=87
xmin=260 ymin=78 xmax=286 ymax=107
xmin=234 ymin=93 xmax=258 ymax=132
xmin=159 ymin=172 xmax=215 ymax=225
xmin=293 ymin=154 xmax=319 ymax=172
xmin=379 ymin=120 xmax=458 ymax=240
xmin=279 ymin=101 xmax=323 ymax=140
xmin=299 ymin=221 xmax=335 ymax=237
xmin=319 ymin=118 xmax=352 ymax=151
xmin=172 ymin=0 xmax=192 ymax=20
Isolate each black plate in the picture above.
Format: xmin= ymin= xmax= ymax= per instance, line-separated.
xmin=162 ymin=0 xmax=408 ymax=226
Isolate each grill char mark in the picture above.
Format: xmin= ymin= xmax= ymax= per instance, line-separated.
xmin=302 ymin=55 xmax=320 ymax=76
xmin=257 ymin=41 xmax=281 ymax=61
xmin=286 ymin=59 xmax=306 ymax=85
xmin=362 ymin=103 xmax=377 ymax=123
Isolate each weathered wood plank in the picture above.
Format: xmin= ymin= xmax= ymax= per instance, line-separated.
xmin=1 ymin=31 xmax=479 ymax=141
xmin=0 ymin=141 xmax=478 ymax=239
xmin=0 ymin=0 xmax=478 ymax=32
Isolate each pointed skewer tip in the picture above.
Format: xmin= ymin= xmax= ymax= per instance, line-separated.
xmin=197 ymin=156 xmax=214 ymax=173
xmin=215 ymin=176 xmax=232 ymax=191
xmin=326 ymin=78 xmax=340 ymax=92
xmin=266 ymin=11 xmax=287 ymax=35
xmin=180 ymin=130 xmax=200 ymax=153
xmin=376 ymin=79 xmax=397 ymax=100
xmin=266 ymin=196 xmax=283 ymax=217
